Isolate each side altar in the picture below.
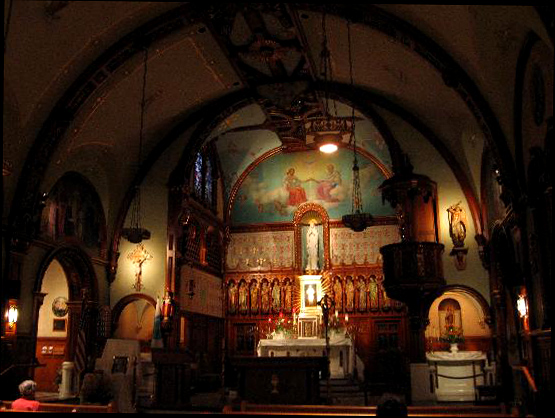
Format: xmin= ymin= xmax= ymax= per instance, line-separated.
xmin=426 ymin=351 xmax=496 ymax=402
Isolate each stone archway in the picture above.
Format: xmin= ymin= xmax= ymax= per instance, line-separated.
xmin=33 ymin=245 xmax=99 ymax=384
xmin=32 ymin=245 xmax=98 ymax=391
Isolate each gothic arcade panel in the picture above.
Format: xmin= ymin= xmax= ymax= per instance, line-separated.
xmin=225 ymin=274 xmax=297 ymax=317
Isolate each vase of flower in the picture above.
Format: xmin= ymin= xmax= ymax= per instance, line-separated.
xmin=440 ymin=325 xmax=464 ymax=351
xmin=273 ymin=330 xmax=285 ymax=340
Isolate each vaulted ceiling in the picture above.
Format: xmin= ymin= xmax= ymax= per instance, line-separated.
xmin=3 ymin=3 xmax=552 ymax=237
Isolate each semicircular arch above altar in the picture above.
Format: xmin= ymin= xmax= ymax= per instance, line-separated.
xmin=227 ymin=147 xmax=395 ymax=225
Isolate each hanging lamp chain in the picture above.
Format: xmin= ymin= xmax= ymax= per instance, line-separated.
xmin=347 ymin=19 xmax=362 ymax=214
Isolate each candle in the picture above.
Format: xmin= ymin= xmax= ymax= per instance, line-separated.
xmin=345 ymin=313 xmax=349 ymax=323
xmin=335 ymin=310 xmax=339 ymax=318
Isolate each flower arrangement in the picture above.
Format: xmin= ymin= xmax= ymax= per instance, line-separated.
xmin=269 ymin=311 xmax=293 ymax=336
xmin=440 ymin=325 xmax=464 ymax=344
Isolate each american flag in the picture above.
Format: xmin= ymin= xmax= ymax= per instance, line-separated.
xmin=74 ymin=297 xmax=89 ymax=386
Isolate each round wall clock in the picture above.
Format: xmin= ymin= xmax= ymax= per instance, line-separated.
xmin=52 ymin=296 xmax=69 ymax=317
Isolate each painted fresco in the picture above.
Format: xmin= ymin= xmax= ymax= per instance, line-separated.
xmin=40 ymin=172 xmax=106 ymax=253
xmin=217 ymin=130 xmax=282 ymax=199
xmin=231 ymin=148 xmax=394 ymax=223
xmin=213 ymin=103 xmax=392 ymax=202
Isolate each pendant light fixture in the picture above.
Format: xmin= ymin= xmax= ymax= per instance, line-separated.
xmin=122 ymin=47 xmax=151 ymax=243
xmin=305 ymin=11 xmax=350 ymax=153
xmin=342 ymin=20 xmax=373 ymax=232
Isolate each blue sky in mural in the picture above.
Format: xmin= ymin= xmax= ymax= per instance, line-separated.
xmin=231 ymin=148 xmax=394 ymax=224
xmin=209 ymin=102 xmax=393 ymax=219
xmin=217 ymin=129 xmax=282 ymax=199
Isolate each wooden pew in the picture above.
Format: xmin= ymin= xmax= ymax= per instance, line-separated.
xmin=1 ymin=400 xmax=116 ymax=413
xmin=222 ymin=402 xmax=516 ymax=417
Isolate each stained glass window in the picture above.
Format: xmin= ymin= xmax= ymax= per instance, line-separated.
xmin=205 ymin=157 xmax=213 ymax=206
xmin=194 ymin=152 xmax=203 ymax=197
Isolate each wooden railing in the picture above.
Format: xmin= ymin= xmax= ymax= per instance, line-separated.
xmin=222 ymin=402 xmax=516 ymax=417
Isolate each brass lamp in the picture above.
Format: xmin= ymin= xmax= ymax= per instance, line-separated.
xmin=4 ymin=299 xmax=18 ymax=335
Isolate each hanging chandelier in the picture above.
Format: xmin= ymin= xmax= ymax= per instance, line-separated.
xmin=122 ymin=47 xmax=151 ymax=244
xmin=305 ymin=11 xmax=349 ymax=154
xmin=342 ymin=20 xmax=373 ymax=232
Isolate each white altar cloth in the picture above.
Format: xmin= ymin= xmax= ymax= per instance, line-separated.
xmin=257 ymin=335 xmax=354 ymax=378
xmin=426 ymin=351 xmax=487 ymax=402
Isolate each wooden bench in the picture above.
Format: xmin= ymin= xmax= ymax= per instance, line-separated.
xmin=222 ymin=402 xmax=516 ymax=417
xmin=1 ymin=400 xmax=116 ymax=413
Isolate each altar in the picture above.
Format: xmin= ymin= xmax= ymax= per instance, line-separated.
xmin=426 ymin=351 xmax=494 ymax=402
xmin=257 ymin=334 xmax=354 ymax=379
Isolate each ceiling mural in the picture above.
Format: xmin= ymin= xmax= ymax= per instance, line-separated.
xmin=230 ymin=148 xmax=394 ymax=224
xmin=213 ymin=101 xmax=393 ymax=203
xmin=216 ymin=129 xmax=282 ymax=200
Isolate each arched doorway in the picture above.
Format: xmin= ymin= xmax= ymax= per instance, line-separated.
xmin=34 ymin=260 xmax=70 ymax=393
xmin=426 ymin=286 xmax=492 ymax=353
xmin=111 ymin=294 xmax=156 ymax=352
xmin=33 ymin=245 xmax=99 ymax=394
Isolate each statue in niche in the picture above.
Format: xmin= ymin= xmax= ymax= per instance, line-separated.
xmin=345 ymin=278 xmax=355 ymax=312
xmin=271 ymin=281 xmax=281 ymax=313
xmin=238 ymin=281 xmax=248 ymax=314
xmin=368 ymin=278 xmax=379 ymax=311
xmin=306 ymin=220 xmax=320 ymax=272
xmin=379 ymin=283 xmax=391 ymax=310
xmin=438 ymin=298 xmax=463 ymax=336
xmin=357 ymin=278 xmax=367 ymax=312
xmin=250 ymin=280 xmax=259 ymax=314
xmin=447 ymin=202 xmax=467 ymax=248
xmin=261 ymin=280 xmax=270 ymax=314
xmin=284 ymin=280 xmax=292 ymax=313
xmin=333 ymin=278 xmax=343 ymax=312
xmin=228 ymin=282 xmax=237 ymax=314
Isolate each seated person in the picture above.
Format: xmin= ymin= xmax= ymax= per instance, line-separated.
xmin=11 ymin=380 xmax=40 ymax=412
xmin=376 ymin=393 xmax=407 ymax=417
xmin=79 ymin=370 xmax=113 ymax=405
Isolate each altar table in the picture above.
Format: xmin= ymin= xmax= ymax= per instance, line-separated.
xmin=426 ymin=351 xmax=488 ymax=402
xmin=257 ymin=335 xmax=354 ymax=379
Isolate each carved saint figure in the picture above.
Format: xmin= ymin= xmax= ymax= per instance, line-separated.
xmin=228 ymin=281 xmax=237 ymax=314
xmin=380 ymin=283 xmax=391 ymax=310
xmin=261 ymin=280 xmax=270 ymax=313
xmin=284 ymin=280 xmax=292 ymax=313
xmin=271 ymin=281 xmax=281 ymax=313
xmin=333 ymin=278 xmax=343 ymax=312
xmin=306 ymin=220 xmax=319 ymax=272
xmin=345 ymin=278 xmax=355 ymax=312
xmin=250 ymin=281 xmax=259 ymax=314
xmin=368 ymin=277 xmax=379 ymax=311
xmin=238 ymin=281 xmax=248 ymax=314
xmin=447 ymin=202 xmax=467 ymax=248
xmin=357 ymin=278 xmax=367 ymax=312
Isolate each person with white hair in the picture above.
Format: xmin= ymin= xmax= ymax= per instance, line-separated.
xmin=11 ymin=380 xmax=40 ymax=411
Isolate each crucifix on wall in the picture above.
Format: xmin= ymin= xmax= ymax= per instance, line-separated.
xmin=127 ymin=243 xmax=153 ymax=291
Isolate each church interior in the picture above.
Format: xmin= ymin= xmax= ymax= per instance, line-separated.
xmin=2 ymin=3 xmax=552 ymax=416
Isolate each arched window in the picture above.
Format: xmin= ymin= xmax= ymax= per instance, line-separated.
xmin=192 ymin=150 xmax=216 ymax=209
xmin=194 ymin=152 xmax=204 ymax=197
